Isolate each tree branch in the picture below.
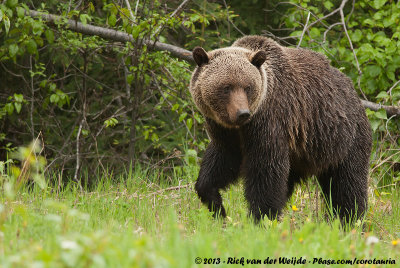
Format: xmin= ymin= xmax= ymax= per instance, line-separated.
xmin=74 ymin=118 xmax=83 ymax=188
xmin=152 ymin=0 xmax=191 ymax=37
xmin=361 ymin=100 xmax=400 ymax=117
xmin=338 ymin=0 xmax=366 ymax=100
xmin=28 ymin=10 xmax=193 ymax=62
xmin=28 ymin=9 xmax=400 ymax=117
xmin=297 ymin=11 xmax=310 ymax=48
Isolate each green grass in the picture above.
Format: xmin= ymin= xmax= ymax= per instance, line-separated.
xmin=1 ymin=165 xmax=399 ymax=267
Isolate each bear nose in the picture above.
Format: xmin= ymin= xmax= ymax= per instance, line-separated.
xmin=236 ymin=109 xmax=251 ymax=125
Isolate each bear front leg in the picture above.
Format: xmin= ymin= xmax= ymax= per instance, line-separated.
xmin=195 ymin=118 xmax=242 ymax=218
xmin=195 ymin=141 xmax=242 ymax=218
xmin=241 ymin=121 xmax=290 ymax=222
xmin=244 ymin=156 xmax=290 ymax=222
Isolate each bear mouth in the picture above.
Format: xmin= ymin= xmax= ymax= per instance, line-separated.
xmin=210 ymin=110 xmax=251 ymax=129
xmin=224 ymin=117 xmax=251 ymax=129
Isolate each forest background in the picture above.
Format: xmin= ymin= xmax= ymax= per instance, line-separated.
xmin=0 ymin=0 xmax=399 ymax=186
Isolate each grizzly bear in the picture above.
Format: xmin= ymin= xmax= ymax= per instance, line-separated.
xmin=190 ymin=35 xmax=372 ymax=223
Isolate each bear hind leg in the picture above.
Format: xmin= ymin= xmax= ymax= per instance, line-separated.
xmin=317 ymin=148 xmax=369 ymax=224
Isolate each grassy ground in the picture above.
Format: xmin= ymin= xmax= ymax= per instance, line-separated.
xmin=1 ymin=165 xmax=399 ymax=267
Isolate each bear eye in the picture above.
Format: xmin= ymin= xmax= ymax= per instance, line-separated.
xmin=222 ymin=85 xmax=232 ymax=94
xmin=244 ymin=86 xmax=251 ymax=92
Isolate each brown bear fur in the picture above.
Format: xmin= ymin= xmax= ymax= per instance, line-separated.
xmin=190 ymin=35 xmax=372 ymax=223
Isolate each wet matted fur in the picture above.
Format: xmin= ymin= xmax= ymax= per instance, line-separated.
xmin=189 ymin=35 xmax=372 ymax=223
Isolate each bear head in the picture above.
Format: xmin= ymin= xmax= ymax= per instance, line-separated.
xmin=189 ymin=46 xmax=267 ymax=128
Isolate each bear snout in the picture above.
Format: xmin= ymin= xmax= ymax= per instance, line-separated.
xmin=227 ymin=88 xmax=250 ymax=126
xmin=236 ymin=109 xmax=251 ymax=125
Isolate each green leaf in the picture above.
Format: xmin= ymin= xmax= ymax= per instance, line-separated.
xmin=370 ymin=119 xmax=380 ymax=132
xmin=186 ymin=149 xmax=197 ymax=157
xmin=186 ymin=118 xmax=193 ymax=130
xmin=16 ymin=6 xmax=24 ymax=18
xmin=323 ymin=1 xmax=334 ymax=10
xmin=373 ymin=35 xmax=391 ymax=47
xmin=82 ymin=129 xmax=89 ymax=136
xmin=143 ymin=129 xmax=149 ymax=140
xmin=104 ymin=118 xmax=118 ymax=128
xmin=6 ymin=0 xmax=18 ymax=8
xmin=88 ymin=2 xmax=95 ymax=13
xmin=126 ymin=74 xmax=134 ymax=84
xmin=45 ymin=29 xmax=54 ymax=44
xmin=14 ymin=102 xmax=21 ymax=114
xmin=386 ymin=72 xmax=396 ymax=81
xmin=374 ymin=189 xmax=380 ymax=197
xmin=26 ymin=39 xmax=37 ymax=55
xmin=383 ymin=14 xmax=397 ymax=27
xmin=32 ymin=21 xmax=43 ymax=35
xmin=13 ymin=93 xmax=23 ymax=102
xmin=171 ymin=103 xmax=179 ymax=111
xmin=364 ymin=65 xmax=381 ymax=78
xmin=194 ymin=113 xmax=202 ymax=124
xmin=363 ymin=19 xmax=375 ymax=26
xmin=50 ymin=94 xmax=59 ymax=103
xmin=49 ymin=83 xmax=56 ymax=91
xmin=375 ymin=108 xmax=387 ymax=120
xmin=351 ymin=30 xmax=362 ymax=42
xmin=373 ymin=0 xmax=387 ymax=9
xmin=376 ymin=91 xmax=389 ymax=100
xmin=0 ymin=10 xmax=3 ymax=21
xmin=359 ymin=43 xmax=374 ymax=55
xmin=290 ymin=30 xmax=303 ymax=37
xmin=179 ymin=112 xmax=187 ymax=122
xmin=185 ymin=149 xmax=198 ymax=165
xmin=131 ymin=26 xmax=140 ymax=39
xmin=80 ymin=14 xmax=87 ymax=25
xmin=385 ymin=43 xmax=396 ymax=55
xmin=392 ymin=88 xmax=400 ymax=100
xmin=364 ymin=79 xmax=378 ymax=95
xmin=5 ymin=103 xmax=14 ymax=115
xmin=9 ymin=43 xmax=18 ymax=58
xmin=3 ymin=15 xmax=10 ymax=34
xmin=108 ymin=14 xmax=116 ymax=27
xmin=151 ymin=133 xmax=159 ymax=142
xmin=310 ymin=28 xmax=320 ymax=39
xmin=373 ymin=11 xmax=383 ymax=20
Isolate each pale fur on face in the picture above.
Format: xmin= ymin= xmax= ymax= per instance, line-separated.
xmin=189 ymin=47 xmax=268 ymax=128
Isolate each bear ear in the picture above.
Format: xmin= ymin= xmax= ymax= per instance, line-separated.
xmin=193 ymin=47 xmax=209 ymax=66
xmin=250 ymin=50 xmax=267 ymax=68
